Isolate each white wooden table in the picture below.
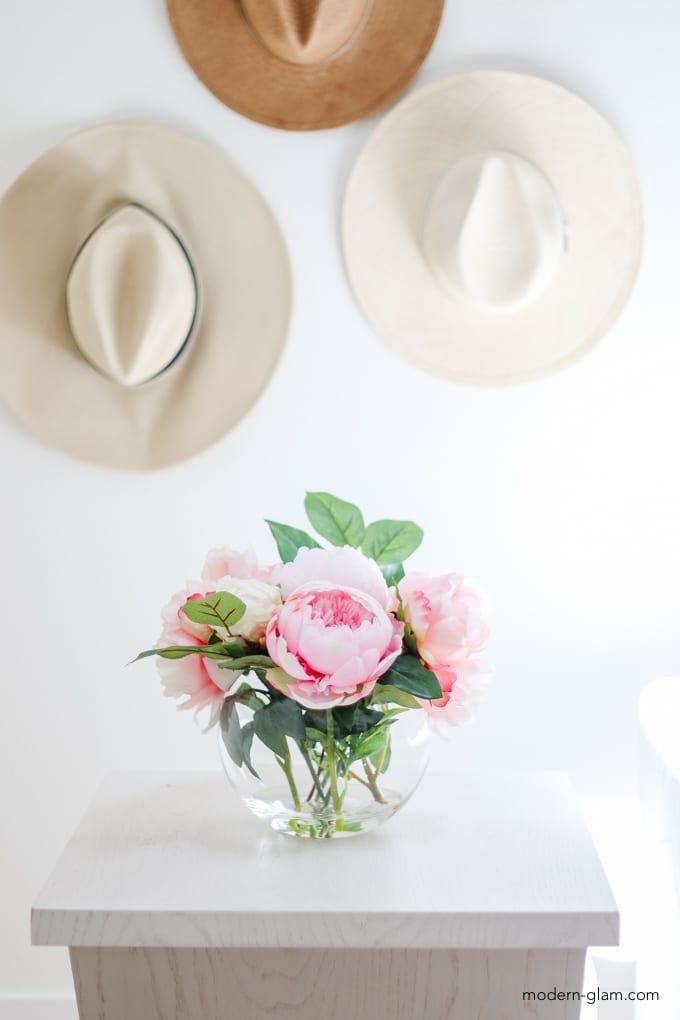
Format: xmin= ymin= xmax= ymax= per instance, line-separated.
xmin=32 ymin=771 xmax=618 ymax=1020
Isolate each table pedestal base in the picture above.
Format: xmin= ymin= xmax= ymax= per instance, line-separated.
xmin=70 ymin=946 xmax=586 ymax=1019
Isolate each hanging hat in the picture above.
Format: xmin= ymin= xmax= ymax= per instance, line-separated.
xmin=165 ymin=0 xmax=445 ymax=131
xmin=0 ymin=122 xmax=292 ymax=469
xmin=342 ymin=72 xmax=643 ymax=385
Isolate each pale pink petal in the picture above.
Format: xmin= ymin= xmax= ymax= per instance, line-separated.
xmin=297 ymin=623 xmax=363 ymax=677
xmin=420 ymin=657 xmax=492 ymax=732
xmin=202 ymin=546 xmax=272 ymax=583
xmin=287 ymin=684 xmax=346 ymax=710
xmin=325 ymin=656 xmax=366 ymax=693
xmin=203 ymin=656 xmax=240 ymax=694
xmin=160 ymin=582 xmax=214 ymax=642
xmin=369 ymin=642 xmax=401 ymax=682
xmin=339 ymin=681 xmax=377 ymax=706
xmin=264 ymin=581 xmax=408 ymax=709
xmin=399 ymin=572 xmax=490 ymax=674
xmin=157 ymin=653 xmax=225 ymax=730
xmin=268 ymin=629 xmax=317 ymax=681
xmin=276 ymin=546 xmax=388 ymax=606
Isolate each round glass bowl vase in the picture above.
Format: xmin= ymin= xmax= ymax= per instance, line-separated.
xmin=219 ymin=704 xmax=431 ymax=839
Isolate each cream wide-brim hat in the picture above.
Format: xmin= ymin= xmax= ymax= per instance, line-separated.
xmin=342 ymin=72 xmax=644 ymax=385
xmin=0 ymin=122 xmax=292 ymax=469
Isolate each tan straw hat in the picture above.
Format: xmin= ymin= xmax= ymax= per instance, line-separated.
xmin=0 ymin=122 xmax=292 ymax=469
xmin=343 ymin=71 xmax=644 ymax=385
xmin=165 ymin=0 xmax=445 ymax=131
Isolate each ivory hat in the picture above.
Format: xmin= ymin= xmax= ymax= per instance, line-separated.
xmin=343 ymin=72 xmax=643 ymax=385
xmin=0 ymin=122 xmax=292 ymax=469
xmin=166 ymin=0 xmax=444 ymax=131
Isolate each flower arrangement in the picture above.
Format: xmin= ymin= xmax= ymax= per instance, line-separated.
xmin=137 ymin=493 xmax=490 ymax=837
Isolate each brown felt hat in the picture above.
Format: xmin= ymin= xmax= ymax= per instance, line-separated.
xmin=166 ymin=0 xmax=445 ymax=131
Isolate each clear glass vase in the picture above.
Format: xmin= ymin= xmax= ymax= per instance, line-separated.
xmin=219 ymin=702 xmax=431 ymax=839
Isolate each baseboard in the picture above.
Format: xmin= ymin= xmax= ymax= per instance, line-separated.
xmin=0 ymin=997 xmax=77 ymax=1020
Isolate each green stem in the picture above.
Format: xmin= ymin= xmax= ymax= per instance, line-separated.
xmin=299 ymin=742 xmax=326 ymax=802
xmin=362 ymin=758 xmax=387 ymax=804
xmin=277 ymin=737 xmax=302 ymax=812
xmin=306 ymin=747 xmax=327 ymax=803
xmin=326 ymin=710 xmax=344 ymax=830
xmin=347 ymin=769 xmax=373 ymax=791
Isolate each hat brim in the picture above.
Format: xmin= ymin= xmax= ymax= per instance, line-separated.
xmin=342 ymin=72 xmax=644 ymax=385
xmin=0 ymin=122 xmax=292 ymax=469
xmin=166 ymin=0 xmax=444 ymax=131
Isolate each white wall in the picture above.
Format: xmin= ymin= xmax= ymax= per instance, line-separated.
xmin=1 ymin=0 xmax=679 ymax=1004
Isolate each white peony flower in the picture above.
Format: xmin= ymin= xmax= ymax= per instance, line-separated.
xmin=212 ymin=576 xmax=282 ymax=644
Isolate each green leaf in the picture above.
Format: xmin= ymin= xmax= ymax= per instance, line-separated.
xmin=232 ymin=683 xmax=268 ymax=712
xmin=381 ymin=563 xmax=405 ymax=587
xmin=133 ymin=641 xmax=241 ymax=663
xmin=348 ymin=704 xmax=385 ymax=733
xmin=305 ymin=727 xmax=328 ymax=745
xmin=218 ymin=655 xmax=275 ymax=671
xmin=181 ymin=592 xmax=246 ymax=630
xmin=303 ymin=708 xmax=328 ymax=733
xmin=134 ymin=645 xmax=198 ymax=662
xmin=253 ymin=698 xmax=306 ymax=757
xmin=379 ymin=654 xmax=442 ymax=700
xmin=362 ymin=520 xmax=423 ymax=566
xmin=332 ymin=703 xmax=384 ymax=736
xmin=209 ymin=637 xmax=248 ymax=655
xmin=240 ymin=721 xmax=260 ymax=779
xmin=329 ymin=703 xmax=356 ymax=735
xmin=304 ymin=492 xmax=365 ymax=547
xmin=350 ymin=727 xmax=388 ymax=763
xmin=220 ymin=699 xmax=244 ymax=768
xmin=371 ymin=684 xmax=420 ymax=709
xmin=254 ymin=710 xmax=283 ymax=757
xmin=265 ymin=520 xmax=321 ymax=563
xmin=402 ymin=621 xmax=418 ymax=657
xmin=371 ymin=730 xmax=392 ymax=774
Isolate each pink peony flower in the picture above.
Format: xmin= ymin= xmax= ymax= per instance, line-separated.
xmin=161 ymin=583 xmax=217 ymax=636
xmin=421 ymin=656 xmax=492 ymax=733
xmin=398 ymin=572 xmax=489 ymax=671
xmin=202 ymin=545 xmax=273 ymax=584
xmin=157 ymin=634 xmax=233 ymax=731
xmin=275 ymin=546 xmax=389 ymax=607
xmin=161 ymin=583 xmax=214 ymax=642
xmin=157 ymin=582 xmax=235 ymax=730
xmin=398 ymin=572 xmax=490 ymax=729
xmin=266 ymin=583 xmax=402 ymax=709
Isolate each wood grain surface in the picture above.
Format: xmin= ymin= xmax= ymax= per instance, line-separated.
xmin=70 ymin=946 xmax=586 ymax=1020
xmin=32 ymin=770 xmax=618 ymax=950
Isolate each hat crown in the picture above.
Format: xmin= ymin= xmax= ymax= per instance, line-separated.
xmin=241 ymin=0 xmax=368 ymax=65
xmin=65 ymin=204 xmax=197 ymax=387
xmin=423 ymin=151 xmax=565 ymax=314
